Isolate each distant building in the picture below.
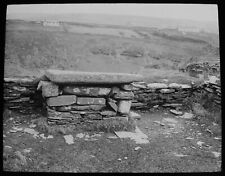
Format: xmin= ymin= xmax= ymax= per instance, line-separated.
xmin=42 ymin=20 xmax=60 ymax=27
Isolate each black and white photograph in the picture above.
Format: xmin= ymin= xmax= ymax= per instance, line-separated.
xmin=3 ymin=3 xmax=221 ymax=172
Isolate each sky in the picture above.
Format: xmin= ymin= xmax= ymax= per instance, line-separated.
xmin=7 ymin=4 xmax=218 ymax=23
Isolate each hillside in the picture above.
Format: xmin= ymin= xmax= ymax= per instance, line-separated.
xmin=4 ymin=20 xmax=219 ymax=82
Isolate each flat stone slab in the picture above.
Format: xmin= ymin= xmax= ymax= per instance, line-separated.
xmin=63 ymin=86 xmax=111 ymax=96
xmin=45 ymin=69 xmax=143 ymax=84
xmin=118 ymin=100 xmax=132 ymax=114
xmin=76 ymin=97 xmax=106 ymax=105
xmin=46 ymin=95 xmax=77 ymax=107
xmin=114 ymin=91 xmax=134 ymax=100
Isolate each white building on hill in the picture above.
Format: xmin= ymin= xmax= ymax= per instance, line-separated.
xmin=42 ymin=20 xmax=60 ymax=27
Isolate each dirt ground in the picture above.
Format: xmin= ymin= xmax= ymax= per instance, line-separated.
xmin=3 ymin=108 xmax=221 ymax=172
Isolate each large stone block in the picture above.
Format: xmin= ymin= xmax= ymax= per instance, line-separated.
xmin=76 ymin=97 xmax=106 ymax=105
xmin=114 ymin=91 xmax=134 ymax=100
xmin=45 ymin=69 xmax=143 ymax=84
xmin=46 ymin=95 xmax=77 ymax=107
xmin=63 ymin=86 xmax=111 ymax=96
xmin=38 ymin=81 xmax=59 ymax=97
xmin=118 ymin=100 xmax=132 ymax=114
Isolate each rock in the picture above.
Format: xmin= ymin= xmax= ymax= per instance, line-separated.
xmin=204 ymin=87 xmax=214 ymax=93
xmin=169 ymin=109 xmax=183 ymax=115
xmin=114 ymin=91 xmax=134 ymax=100
xmin=23 ymin=128 xmax=39 ymax=138
xmin=100 ymin=110 xmax=117 ymax=116
xmin=83 ymin=113 xmax=103 ymax=120
xmin=129 ymin=111 xmax=141 ymax=120
xmin=64 ymin=135 xmax=74 ymax=144
xmin=76 ymin=133 xmax=85 ymax=138
xmin=131 ymin=102 xmax=148 ymax=108
xmin=168 ymin=83 xmax=182 ymax=89
xmin=47 ymin=95 xmax=77 ymax=107
xmin=45 ymin=69 xmax=143 ymax=84
xmin=162 ymin=103 xmax=182 ymax=108
xmin=134 ymin=146 xmax=141 ymax=151
xmin=56 ymin=105 xmax=106 ymax=112
xmin=63 ymin=86 xmax=111 ymax=96
xmin=180 ymin=84 xmax=192 ymax=89
xmin=211 ymin=151 xmax=221 ymax=158
xmin=131 ymin=82 xmax=147 ymax=89
xmin=147 ymin=83 xmax=168 ymax=89
xmin=118 ymin=100 xmax=132 ymax=114
xmin=76 ymin=97 xmax=106 ymax=105
xmin=120 ymin=84 xmax=139 ymax=91
xmin=153 ymin=121 xmax=165 ymax=126
xmin=160 ymin=89 xmax=175 ymax=94
xmin=103 ymin=116 xmax=129 ymax=121
xmin=179 ymin=112 xmax=194 ymax=119
xmin=107 ymin=98 xmax=118 ymax=112
xmin=38 ymin=81 xmax=59 ymax=97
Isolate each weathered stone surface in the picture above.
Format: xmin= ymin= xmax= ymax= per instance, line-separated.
xmin=204 ymin=87 xmax=214 ymax=93
xmin=121 ymin=84 xmax=140 ymax=91
xmin=131 ymin=82 xmax=147 ymax=89
xmin=162 ymin=103 xmax=183 ymax=108
xmin=45 ymin=69 xmax=143 ymax=84
xmin=180 ymin=84 xmax=192 ymax=89
xmin=63 ymin=86 xmax=111 ymax=96
xmin=46 ymin=95 xmax=77 ymax=107
xmin=118 ymin=100 xmax=132 ymax=114
xmin=147 ymin=83 xmax=168 ymax=89
xmin=114 ymin=91 xmax=134 ymax=100
xmin=38 ymin=81 xmax=59 ymax=97
xmin=100 ymin=110 xmax=117 ymax=116
xmin=170 ymin=109 xmax=183 ymax=115
xmin=107 ymin=98 xmax=118 ymax=112
xmin=56 ymin=105 xmax=106 ymax=112
xmin=76 ymin=97 xmax=106 ymax=105
xmin=168 ymin=83 xmax=182 ymax=89
xmin=160 ymin=89 xmax=175 ymax=94
xmin=83 ymin=113 xmax=102 ymax=120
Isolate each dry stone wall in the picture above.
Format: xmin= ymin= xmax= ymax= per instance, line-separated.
xmin=38 ymin=70 xmax=143 ymax=125
xmin=3 ymin=78 xmax=44 ymax=114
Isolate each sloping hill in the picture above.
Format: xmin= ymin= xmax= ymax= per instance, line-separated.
xmin=4 ymin=20 xmax=219 ymax=82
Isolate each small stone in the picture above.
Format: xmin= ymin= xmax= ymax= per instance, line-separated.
xmin=186 ymin=137 xmax=194 ymax=140
xmin=160 ymin=89 xmax=175 ymax=94
xmin=64 ymin=135 xmax=74 ymax=145
xmin=124 ymin=157 xmax=128 ymax=160
xmin=169 ymin=109 xmax=183 ymax=116
xmin=76 ymin=97 xmax=106 ymax=105
xmin=118 ymin=158 xmax=122 ymax=161
xmin=197 ymin=141 xmax=204 ymax=147
xmin=76 ymin=133 xmax=85 ymax=138
xmin=153 ymin=105 xmax=159 ymax=108
xmin=39 ymin=81 xmax=59 ymax=98
xmin=118 ymin=100 xmax=132 ymax=114
xmin=121 ymin=84 xmax=139 ymax=91
xmin=107 ymin=98 xmax=118 ymax=112
xmin=114 ymin=91 xmax=134 ymax=100
xmin=180 ymin=84 xmax=192 ymax=89
xmin=212 ymin=151 xmax=221 ymax=158
xmin=100 ymin=110 xmax=117 ymax=116
xmin=47 ymin=95 xmax=77 ymax=107
xmin=134 ymin=146 xmax=141 ymax=151
xmin=23 ymin=148 xmax=32 ymax=153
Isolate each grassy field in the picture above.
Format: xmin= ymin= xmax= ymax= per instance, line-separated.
xmin=4 ymin=20 xmax=219 ymax=83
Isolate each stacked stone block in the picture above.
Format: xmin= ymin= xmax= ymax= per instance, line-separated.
xmin=4 ymin=77 xmax=43 ymax=114
xmin=39 ymin=70 xmax=143 ymax=125
xmin=131 ymin=82 xmax=193 ymax=109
